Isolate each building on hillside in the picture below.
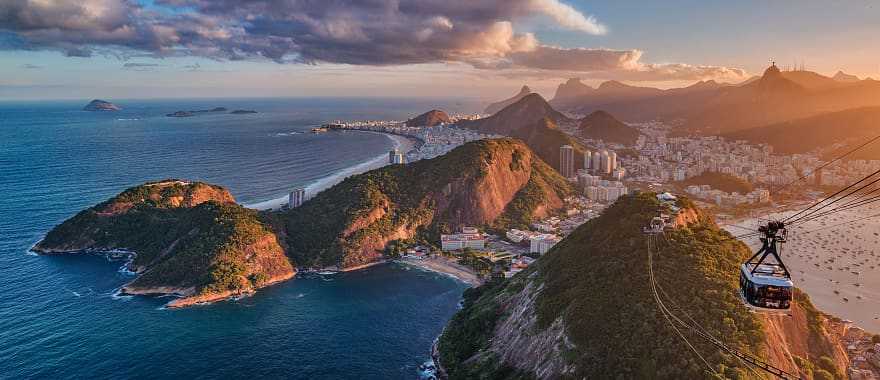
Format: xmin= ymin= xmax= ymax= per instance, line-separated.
xmin=441 ymin=227 xmax=485 ymax=251
xmin=592 ymin=151 xmax=602 ymax=174
xmin=530 ymin=234 xmax=561 ymax=254
xmin=560 ymin=145 xmax=575 ymax=178
xmin=288 ymin=188 xmax=306 ymax=208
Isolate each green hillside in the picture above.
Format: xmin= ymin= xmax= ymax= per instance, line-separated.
xmin=439 ymin=193 xmax=769 ymax=379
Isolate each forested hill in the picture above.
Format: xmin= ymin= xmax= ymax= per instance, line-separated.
xmin=437 ymin=193 xmax=847 ymax=379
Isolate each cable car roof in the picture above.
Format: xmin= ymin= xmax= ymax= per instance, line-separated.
xmin=740 ymin=263 xmax=793 ymax=287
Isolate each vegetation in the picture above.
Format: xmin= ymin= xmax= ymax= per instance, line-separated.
xmin=280 ymin=138 xmax=571 ymax=268
xmin=37 ymin=182 xmax=291 ymax=295
xmin=441 ymin=193 xmax=772 ymax=379
xmin=578 ymin=110 xmax=640 ymax=145
xmin=675 ymin=172 xmax=755 ymax=194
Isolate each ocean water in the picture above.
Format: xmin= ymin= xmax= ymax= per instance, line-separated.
xmin=0 ymin=98 xmax=477 ymax=379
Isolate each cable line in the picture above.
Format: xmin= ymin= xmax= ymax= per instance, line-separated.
xmin=771 ymin=134 xmax=880 ymax=195
xmin=783 ymin=168 xmax=880 ymax=224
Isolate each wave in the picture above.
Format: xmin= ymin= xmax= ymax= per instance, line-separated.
xmin=273 ymin=131 xmax=303 ymax=137
xmin=110 ymin=287 xmax=133 ymax=301
xmin=116 ymin=118 xmax=140 ymax=121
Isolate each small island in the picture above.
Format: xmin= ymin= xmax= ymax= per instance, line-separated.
xmin=166 ymin=107 xmax=229 ymax=117
xmin=83 ymin=99 xmax=121 ymax=111
xmin=230 ymin=109 xmax=258 ymax=114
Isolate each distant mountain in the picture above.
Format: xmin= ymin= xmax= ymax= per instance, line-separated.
xmin=725 ymin=106 xmax=880 ymax=159
xmin=437 ymin=194 xmax=848 ymax=378
xmin=548 ymin=64 xmax=880 ymax=135
xmin=484 ymin=85 xmax=532 ymax=114
xmin=832 ymin=70 xmax=860 ymax=83
xmin=405 ymin=109 xmax=450 ymax=127
xmin=577 ymin=110 xmax=640 ymax=145
xmin=551 ymin=78 xmax=594 ymax=103
xmin=83 ymin=99 xmax=121 ymax=111
xmin=460 ymin=93 xmax=571 ymax=135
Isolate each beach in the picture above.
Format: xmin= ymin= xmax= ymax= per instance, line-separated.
xmin=246 ymin=131 xmax=419 ymax=210
xmin=724 ymin=203 xmax=880 ymax=333
xmin=398 ymin=256 xmax=482 ymax=287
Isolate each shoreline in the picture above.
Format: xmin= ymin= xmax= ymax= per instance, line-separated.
xmin=246 ymin=131 xmax=419 ymax=211
xmin=397 ymin=256 xmax=482 ymax=287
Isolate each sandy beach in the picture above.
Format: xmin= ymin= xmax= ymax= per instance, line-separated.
xmin=246 ymin=131 xmax=418 ymax=210
xmin=398 ymin=256 xmax=482 ymax=287
xmin=723 ymin=203 xmax=880 ymax=333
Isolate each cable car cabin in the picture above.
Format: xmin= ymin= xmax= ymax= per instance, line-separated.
xmin=739 ymin=263 xmax=793 ymax=311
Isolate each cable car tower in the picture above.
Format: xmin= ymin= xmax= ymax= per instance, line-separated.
xmin=739 ymin=221 xmax=793 ymax=312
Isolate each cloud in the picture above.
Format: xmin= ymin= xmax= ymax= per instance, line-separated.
xmin=0 ymin=0 xmax=744 ymax=82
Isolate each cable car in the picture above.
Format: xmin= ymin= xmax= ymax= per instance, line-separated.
xmin=740 ymin=263 xmax=793 ymax=310
xmin=739 ymin=221 xmax=793 ymax=312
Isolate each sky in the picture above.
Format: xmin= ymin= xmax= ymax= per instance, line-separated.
xmin=1 ymin=0 xmax=879 ymax=100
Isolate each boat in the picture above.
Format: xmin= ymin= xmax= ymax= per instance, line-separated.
xmin=311 ymin=126 xmax=329 ymax=133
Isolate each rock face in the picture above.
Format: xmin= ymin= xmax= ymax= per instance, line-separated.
xmin=551 ymin=78 xmax=594 ymax=103
xmin=280 ymin=138 xmax=573 ymax=269
xmin=437 ymin=193 xmax=847 ymax=379
xmin=33 ymin=180 xmax=294 ymax=307
xmin=83 ymin=99 xmax=121 ymax=111
xmin=484 ymin=85 xmax=532 ymax=115
xmin=577 ymin=110 xmax=640 ymax=145
xmin=405 ymin=109 xmax=450 ymax=127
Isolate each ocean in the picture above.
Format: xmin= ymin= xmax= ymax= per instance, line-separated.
xmin=0 ymin=98 xmax=480 ymax=379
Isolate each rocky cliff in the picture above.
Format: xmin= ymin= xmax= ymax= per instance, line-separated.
xmin=83 ymin=99 xmax=121 ymax=111
xmin=437 ymin=193 xmax=847 ymax=379
xmin=280 ymin=138 xmax=574 ymax=269
xmin=33 ymin=180 xmax=294 ymax=307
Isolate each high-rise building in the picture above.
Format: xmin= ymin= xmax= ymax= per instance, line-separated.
xmin=592 ymin=151 xmax=601 ymax=174
xmin=288 ymin=188 xmax=306 ymax=208
xmin=389 ymin=149 xmax=405 ymax=164
xmin=599 ymin=150 xmax=611 ymax=175
xmin=609 ymin=151 xmax=617 ymax=170
xmin=584 ymin=150 xmax=592 ymax=170
xmin=559 ymin=145 xmax=575 ymax=178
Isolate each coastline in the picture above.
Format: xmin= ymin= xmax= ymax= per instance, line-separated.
xmin=397 ymin=256 xmax=482 ymax=287
xmin=246 ymin=131 xmax=419 ymax=211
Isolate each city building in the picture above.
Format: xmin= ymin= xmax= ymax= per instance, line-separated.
xmin=389 ymin=149 xmax=405 ymax=164
xmin=584 ymin=150 xmax=592 ymax=171
xmin=560 ymin=145 xmax=575 ymax=178
xmin=288 ymin=188 xmax=306 ymax=208
xmin=530 ymin=234 xmax=561 ymax=254
xmin=441 ymin=227 xmax=486 ymax=251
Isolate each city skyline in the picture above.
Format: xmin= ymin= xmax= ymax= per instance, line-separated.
xmin=2 ymin=0 xmax=880 ymax=100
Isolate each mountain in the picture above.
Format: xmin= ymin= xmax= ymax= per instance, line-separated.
xmin=484 ymin=85 xmax=532 ymax=114
xmin=83 ymin=99 xmax=121 ymax=111
xmin=405 ymin=109 xmax=450 ymax=127
xmin=32 ymin=180 xmax=294 ymax=308
xmin=460 ymin=93 xmax=571 ymax=135
xmin=551 ymin=78 xmax=594 ymax=103
xmin=280 ymin=138 xmax=574 ymax=268
xmin=437 ymin=193 xmax=848 ymax=379
xmin=36 ymin=140 xmax=575 ymax=305
xmin=724 ymin=106 xmax=880 ymax=159
xmin=832 ymin=71 xmax=860 ymax=83
xmin=548 ymin=64 xmax=880 ymax=135
xmin=459 ymin=94 xmax=583 ymax=172
xmin=577 ymin=110 xmax=640 ymax=145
